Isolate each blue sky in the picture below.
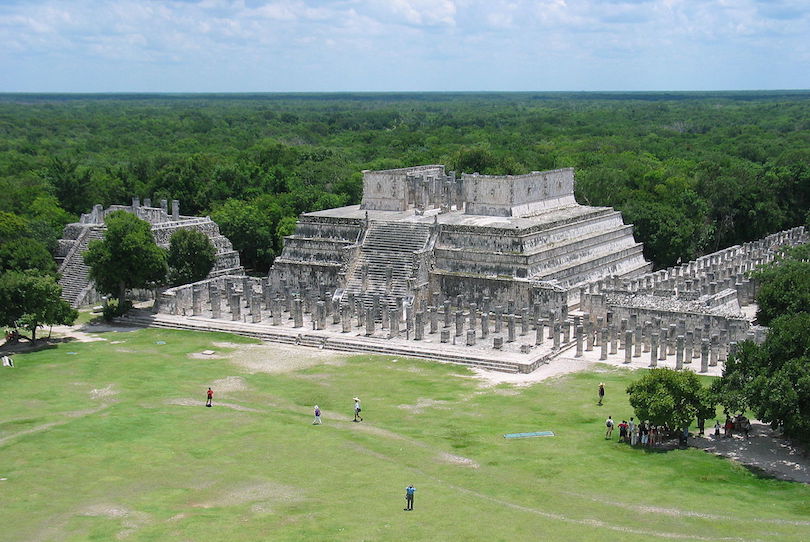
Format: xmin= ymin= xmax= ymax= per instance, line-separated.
xmin=1 ymin=0 xmax=808 ymax=92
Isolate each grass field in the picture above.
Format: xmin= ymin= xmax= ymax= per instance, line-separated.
xmin=1 ymin=327 xmax=809 ymax=541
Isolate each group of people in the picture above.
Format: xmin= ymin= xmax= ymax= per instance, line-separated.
xmin=605 ymin=416 xmax=676 ymax=447
xmin=715 ymin=415 xmax=752 ymax=439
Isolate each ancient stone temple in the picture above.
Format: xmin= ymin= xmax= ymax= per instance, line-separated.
xmin=269 ymin=165 xmax=651 ymax=316
xmin=56 ymin=198 xmax=242 ymax=308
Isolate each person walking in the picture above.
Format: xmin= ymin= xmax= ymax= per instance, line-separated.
xmin=714 ymin=420 xmax=721 ymax=438
xmin=605 ymin=415 xmax=614 ymax=439
xmin=598 ymin=383 xmax=605 ymax=405
xmin=313 ymin=405 xmax=322 ymax=425
xmin=206 ymin=387 xmax=213 ymax=407
xmin=353 ymin=397 xmax=363 ymax=422
xmin=404 ymin=484 xmax=416 ymax=511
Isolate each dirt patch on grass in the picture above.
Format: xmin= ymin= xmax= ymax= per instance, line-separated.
xmin=213 ymin=341 xmax=348 ymax=374
xmin=438 ymin=452 xmax=480 ymax=468
xmin=191 ymin=481 xmax=305 ymax=510
xmin=165 ymin=397 xmax=261 ymax=412
xmin=79 ymin=503 xmax=152 ymax=540
xmin=469 ymin=357 xmax=595 ymax=388
xmin=398 ymin=397 xmax=452 ymax=413
xmin=89 ymin=385 xmax=118 ymax=400
xmin=211 ymin=376 xmax=248 ymax=393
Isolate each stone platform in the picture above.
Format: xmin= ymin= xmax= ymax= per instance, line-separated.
xmin=125 ymin=307 xmax=576 ymax=374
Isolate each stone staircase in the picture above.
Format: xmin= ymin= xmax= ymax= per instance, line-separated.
xmin=58 ymin=226 xmax=105 ymax=308
xmin=343 ymin=221 xmax=432 ymax=307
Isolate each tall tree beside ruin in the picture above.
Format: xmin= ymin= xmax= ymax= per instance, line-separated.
xmin=0 ymin=271 xmax=77 ymax=342
xmin=167 ymin=229 xmax=216 ymax=287
xmin=84 ymin=211 xmax=167 ymax=308
xmin=752 ymin=244 xmax=810 ymax=326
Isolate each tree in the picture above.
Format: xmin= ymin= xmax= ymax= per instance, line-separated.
xmin=714 ymin=313 xmax=810 ymax=444
xmin=753 ymin=244 xmax=810 ymax=325
xmin=167 ymin=228 xmax=216 ymax=287
xmin=0 ymin=271 xmax=77 ymax=341
xmin=84 ymin=211 xmax=167 ymax=308
xmin=626 ymin=368 xmax=714 ymax=431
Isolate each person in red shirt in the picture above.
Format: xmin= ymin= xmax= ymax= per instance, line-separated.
xmin=206 ymin=387 xmax=213 ymax=407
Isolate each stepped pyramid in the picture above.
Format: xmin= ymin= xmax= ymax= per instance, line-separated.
xmin=56 ymin=198 xmax=242 ymax=308
xmin=270 ymin=165 xmax=651 ymax=312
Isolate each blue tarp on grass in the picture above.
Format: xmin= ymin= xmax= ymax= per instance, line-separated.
xmin=503 ymin=431 xmax=555 ymax=439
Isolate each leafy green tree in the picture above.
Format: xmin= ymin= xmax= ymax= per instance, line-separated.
xmin=753 ymin=244 xmax=810 ymax=325
xmin=626 ymin=368 xmax=714 ymax=430
xmin=0 ymin=270 xmax=77 ymax=341
xmin=714 ymin=314 xmax=810 ymax=444
xmin=84 ymin=211 xmax=167 ymax=307
xmin=0 ymin=238 xmax=56 ymax=274
xmin=167 ymin=229 xmax=216 ymax=287
xmin=211 ymin=198 xmax=276 ymax=271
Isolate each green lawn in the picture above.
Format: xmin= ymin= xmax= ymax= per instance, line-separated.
xmin=2 ymin=328 xmax=808 ymax=541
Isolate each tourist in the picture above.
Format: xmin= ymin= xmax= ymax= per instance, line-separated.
xmin=631 ymin=421 xmax=640 ymax=446
xmin=618 ymin=420 xmax=628 ymax=443
xmin=605 ymin=416 xmax=614 ymax=439
xmin=313 ymin=405 xmax=322 ymax=425
xmin=404 ymin=484 xmax=416 ymax=511
xmin=206 ymin=387 xmax=213 ymax=407
xmin=649 ymin=424 xmax=657 ymax=447
xmin=598 ymin=383 xmax=605 ymax=405
xmin=743 ymin=418 xmax=751 ymax=440
xmin=640 ymin=421 xmax=649 ymax=446
xmin=353 ymin=397 xmax=363 ymax=422
xmin=714 ymin=420 xmax=721 ymax=438
xmin=628 ymin=417 xmax=636 ymax=439
xmin=724 ymin=417 xmax=734 ymax=438
xmin=697 ymin=417 xmax=705 ymax=436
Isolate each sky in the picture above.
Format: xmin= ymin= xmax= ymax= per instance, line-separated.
xmin=1 ymin=0 xmax=809 ymax=93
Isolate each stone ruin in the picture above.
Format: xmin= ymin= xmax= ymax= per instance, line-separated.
xmin=144 ymin=164 xmax=807 ymax=374
xmin=56 ymin=198 xmax=242 ymax=308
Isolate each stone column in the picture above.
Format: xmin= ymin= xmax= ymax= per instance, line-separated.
xmin=658 ymin=328 xmax=668 ymax=361
xmin=668 ymin=324 xmax=677 ymax=355
xmin=575 ymin=325 xmax=584 ymax=357
xmin=441 ymin=329 xmax=449 ymax=343
xmin=710 ymin=335 xmax=719 ymax=367
xmin=191 ymin=286 xmax=202 ymax=316
xmin=633 ymin=326 xmax=642 ymax=357
xmin=466 ymin=329 xmax=476 ymax=346
xmin=341 ymin=305 xmax=352 ymax=333
xmin=624 ymin=331 xmax=633 ymax=364
xmin=595 ymin=317 xmax=604 ymax=345
xmin=231 ymin=294 xmax=242 ymax=322
xmin=533 ymin=302 xmax=542 ymax=330
xmin=507 ymin=314 xmax=516 ymax=343
xmin=443 ymin=300 xmax=452 ymax=328
xmin=481 ymin=312 xmax=490 ymax=339
xmin=454 ymin=310 xmax=464 ymax=337
xmin=389 ymin=307 xmax=399 ymax=338
xmin=494 ymin=307 xmax=503 ymax=334
xmin=684 ymin=331 xmax=694 ymax=363
xmin=650 ymin=333 xmax=659 ymax=368
xmin=520 ymin=308 xmax=529 ymax=336
xmin=292 ymin=298 xmax=303 ymax=328
xmin=700 ymin=339 xmax=710 ymax=373
xmin=535 ymin=320 xmax=544 ymax=345
xmin=469 ymin=303 xmax=478 ymax=330
xmin=585 ymin=319 xmax=594 ymax=351
xmin=493 ymin=336 xmax=503 ymax=350
xmin=210 ymin=287 xmax=221 ymax=319
xmin=600 ymin=328 xmax=608 ymax=360
xmin=252 ymin=294 xmax=263 ymax=323
xmin=562 ymin=321 xmax=571 ymax=344
xmin=365 ymin=307 xmax=375 ymax=336
xmin=675 ymin=335 xmax=685 ymax=370
xmin=553 ymin=322 xmax=561 ymax=350
xmin=272 ymin=298 xmax=282 ymax=326
xmin=619 ymin=318 xmax=628 ymax=350
xmin=609 ymin=325 xmax=618 ymax=355
xmin=429 ymin=307 xmax=438 ymax=334
xmin=414 ymin=312 xmax=424 ymax=341
xmin=693 ymin=328 xmax=702 ymax=358
xmin=548 ymin=311 xmax=557 ymax=340
xmin=316 ymin=301 xmax=326 ymax=329
xmin=643 ymin=321 xmax=651 ymax=353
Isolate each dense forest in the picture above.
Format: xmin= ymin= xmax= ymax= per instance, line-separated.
xmin=1 ymin=92 xmax=809 ymax=274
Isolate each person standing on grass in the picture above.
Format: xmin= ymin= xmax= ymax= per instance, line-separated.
xmin=743 ymin=419 xmax=751 ymax=440
xmin=598 ymin=383 xmax=605 ymax=405
xmin=640 ymin=421 xmax=649 ymax=446
xmin=353 ymin=397 xmax=363 ymax=422
xmin=404 ymin=484 xmax=416 ymax=511
xmin=313 ymin=405 xmax=322 ymax=425
xmin=605 ymin=416 xmax=614 ymax=439
xmin=206 ymin=387 xmax=213 ymax=407
xmin=618 ymin=420 xmax=628 ymax=443
xmin=714 ymin=420 xmax=721 ymax=438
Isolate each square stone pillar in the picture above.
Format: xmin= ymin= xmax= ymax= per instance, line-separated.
xmin=633 ymin=326 xmax=642 ymax=357
xmin=251 ymin=294 xmax=262 ymax=323
xmin=710 ymin=335 xmax=719 ymax=366
xmin=210 ymin=287 xmax=221 ymax=319
xmin=455 ymin=310 xmax=464 ymax=337
xmin=562 ymin=321 xmax=570 ymax=343
xmin=684 ymin=331 xmax=694 ymax=363
xmin=466 ymin=329 xmax=476 ymax=346
xmin=231 ymin=294 xmax=242 ymax=322
xmin=658 ymin=328 xmax=668 ymax=361
xmin=429 ymin=306 xmax=438 ymax=334
xmin=272 ymin=298 xmax=282 ymax=326
xmin=365 ymin=307 xmax=375 ymax=336
xmin=700 ymin=339 xmax=710 ymax=373
xmin=609 ymin=325 xmax=617 ymax=355
xmin=535 ymin=320 xmax=544 ymax=346
xmin=494 ymin=307 xmax=503 ymax=334
xmin=292 ymin=298 xmax=303 ymax=328
xmin=624 ymin=331 xmax=633 ymax=364
xmin=575 ymin=325 xmax=584 ymax=357
xmin=520 ymin=308 xmax=529 ymax=336
xmin=341 ymin=305 xmax=352 ymax=333
xmin=600 ymin=328 xmax=608 ymax=360
xmin=675 ymin=335 xmax=685 ymax=370
xmin=316 ymin=301 xmax=326 ymax=330
xmin=650 ymin=333 xmax=659 ymax=368
xmin=481 ymin=312 xmax=489 ymax=339
xmin=192 ymin=286 xmax=202 ymax=316
xmin=469 ymin=303 xmax=477 ymax=330
xmin=443 ymin=300 xmax=452 ymax=328
xmin=414 ymin=312 xmax=424 ymax=340
xmin=507 ymin=314 xmax=516 ymax=342
xmin=389 ymin=307 xmax=400 ymax=338
xmin=553 ymin=322 xmax=561 ymax=350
